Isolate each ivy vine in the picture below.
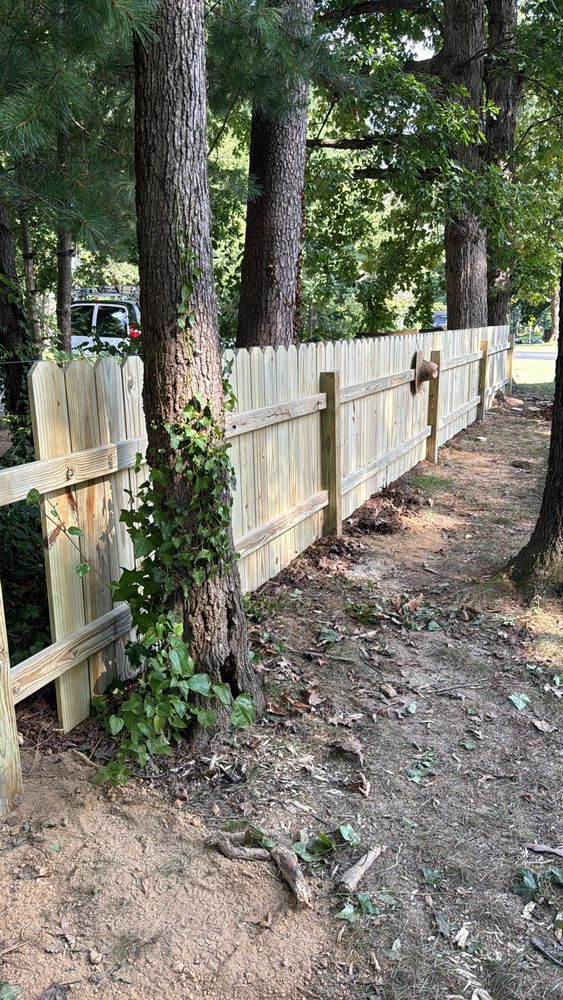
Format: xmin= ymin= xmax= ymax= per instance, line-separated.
xmin=93 ymin=378 xmax=253 ymax=785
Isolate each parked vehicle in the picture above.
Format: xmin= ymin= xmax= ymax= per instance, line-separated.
xmin=70 ymin=289 xmax=140 ymax=352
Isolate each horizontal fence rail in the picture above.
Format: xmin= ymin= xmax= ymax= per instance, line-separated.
xmin=0 ymin=326 xmax=512 ymax=814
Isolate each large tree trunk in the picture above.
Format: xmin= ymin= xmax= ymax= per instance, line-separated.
xmin=0 ymin=202 xmax=28 ymax=419
xmin=509 ymin=261 xmax=563 ymax=593
xmin=134 ymin=0 xmax=263 ymax=716
xmin=236 ymin=0 xmax=313 ymax=348
xmin=484 ymin=0 xmax=524 ymax=325
xmin=442 ymin=0 xmax=488 ymax=329
xmin=445 ymin=214 xmax=488 ymax=329
xmin=19 ymin=208 xmax=42 ymax=350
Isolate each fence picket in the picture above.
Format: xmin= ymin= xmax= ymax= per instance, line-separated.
xmin=28 ymin=361 xmax=91 ymax=731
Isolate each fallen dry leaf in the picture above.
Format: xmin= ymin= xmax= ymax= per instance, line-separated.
xmin=531 ymin=719 xmax=557 ymax=733
xmin=453 ymin=924 xmax=470 ymax=949
xmin=329 ymin=735 xmax=365 ymax=766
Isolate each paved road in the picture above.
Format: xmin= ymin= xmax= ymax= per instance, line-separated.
xmin=514 ymin=349 xmax=557 ymax=360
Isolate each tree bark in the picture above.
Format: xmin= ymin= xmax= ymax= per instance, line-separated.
xmin=134 ymin=0 xmax=263 ymax=716
xmin=547 ymin=285 xmax=559 ymax=342
xmin=19 ymin=208 xmax=42 ymax=349
xmin=509 ymin=260 xmax=563 ymax=593
xmin=0 ymin=202 xmax=28 ymax=419
xmin=441 ymin=0 xmax=488 ymax=329
xmin=484 ymin=0 xmax=524 ymax=325
xmin=236 ymin=0 xmax=313 ymax=348
xmin=56 ymin=222 xmax=73 ymax=351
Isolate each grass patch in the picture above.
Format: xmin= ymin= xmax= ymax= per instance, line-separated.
xmin=490 ymin=515 xmax=512 ymax=526
xmin=513 ymin=357 xmax=555 ymax=396
xmin=411 ymin=473 xmax=454 ymax=493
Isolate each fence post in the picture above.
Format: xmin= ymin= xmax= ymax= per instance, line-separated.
xmin=319 ymin=371 xmax=342 ymax=536
xmin=0 ymin=581 xmax=23 ymax=816
xmin=506 ymin=332 xmax=515 ymax=395
xmin=426 ymin=350 xmax=441 ymax=463
xmin=477 ymin=340 xmax=490 ymax=421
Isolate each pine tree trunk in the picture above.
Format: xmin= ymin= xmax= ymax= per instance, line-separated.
xmin=484 ymin=0 xmax=524 ymax=325
xmin=56 ymin=223 xmax=73 ymax=351
xmin=509 ymin=261 xmax=563 ymax=593
xmin=19 ymin=209 xmax=42 ymax=349
xmin=0 ymin=202 xmax=28 ymax=419
xmin=441 ymin=0 xmax=488 ymax=329
xmin=134 ymin=0 xmax=263 ymax=718
xmin=236 ymin=0 xmax=313 ymax=348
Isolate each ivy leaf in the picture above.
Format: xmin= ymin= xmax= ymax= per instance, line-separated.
xmin=109 ymin=714 xmax=124 ymax=736
xmin=230 ymin=693 xmax=256 ymax=727
xmin=75 ymin=562 xmax=90 ymax=578
xmin=25 ymin=488 xmax=40 ymax=506
xmin=187 ymin=673 xmax=212 ymax=696
xmin=337 ymin=823 xmax=361 ymax=847
xmin=212 ymin=682 xmax=232 ymax=706
xmin=356 ymin=892 xmax=379 ymax=914
xmin=508 ymin=692 xmax=530 ymax=710
xmin=67 ymin=526 xmax=84 ymax=537
xmin=335 ymin=902 xmax=359 ymax=923
xmin=196 ymin=707 xmax=215 ymax=727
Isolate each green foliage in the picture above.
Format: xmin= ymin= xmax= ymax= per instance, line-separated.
xmin=511 ymin=867 xmax=563 ymax=903
xmin=0 ymin=439 xmax=49 ymax=666
xmin=336 ymin=892 xmax=380 ymax=923
xmin=96 ymin=386 xmax=253 ymax=783
xmin=291 ymin=823 xmax=361 ymax=862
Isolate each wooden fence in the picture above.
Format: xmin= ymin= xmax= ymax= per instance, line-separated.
xmin=0 ymin=325 xmax=511 ymax=813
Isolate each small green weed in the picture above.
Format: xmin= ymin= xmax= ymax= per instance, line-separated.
xmin=411 ymin=473 xmax=454 ymax=493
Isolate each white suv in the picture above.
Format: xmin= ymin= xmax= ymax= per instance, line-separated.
xmin=70 ymin=293 xmax=141 ymax=352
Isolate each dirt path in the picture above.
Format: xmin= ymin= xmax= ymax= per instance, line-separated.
xmin=2 ymin=400 xmax=562 ymax=1000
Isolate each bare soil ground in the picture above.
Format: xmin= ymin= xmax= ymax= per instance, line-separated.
xmin=2 ymin=396 xmax=562 ymax=1000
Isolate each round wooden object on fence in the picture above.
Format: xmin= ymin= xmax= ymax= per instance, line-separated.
xmin=414 ymin=351 xmax=439 ymax=393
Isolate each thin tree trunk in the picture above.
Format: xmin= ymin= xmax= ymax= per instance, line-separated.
xmin=19 ymin=208 xmax=42 ymax=349
xmin=134 ymin=0 xmax=263 ymax=717
xmin=236 ymin=0 xmax=313 ymax=348
xmin=56 ymin=222 xmax=73 ymax=350
xmin=55 ymin=130 xmax=72 ymax=351
xmin=547 ymin=286 xmax=559 ymax=342
xmin=509 ymin=261 xmax=563 ymax=593
xmin=0 ymin=202 xmax=28 ymax=419
xmin=484 ymin=0 xmax=524 ymax=325
xmin=442 ymin=0 xmax=488 ymax=329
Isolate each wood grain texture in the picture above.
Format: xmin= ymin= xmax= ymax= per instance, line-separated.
xmin=0 ymin=437 xmax=147 ymax=508
xmin=28 ymin=361 xmax=91 ymax=731
xmin=226 ymin=393 xmax=325 ymax=437
xmin=12 ymin=605 xmax=132 ymax=705
xmin=426 ymin=350 xmax=442 ymax=463
xmin=319 ymin=372 xmax=342 ymax=535
xmin=0 ymin=582 xmax=22 ymax=815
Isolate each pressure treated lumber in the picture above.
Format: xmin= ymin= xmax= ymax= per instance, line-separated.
xmin=0 ymin=437 xmax=147 ymax=508
xmin=319 ymin=371 xmax=342 ymax=535
xmin=11 ymin=605 xmax=133 ymax=705
xmin=0 ymin=582 xmax=22 ymax=815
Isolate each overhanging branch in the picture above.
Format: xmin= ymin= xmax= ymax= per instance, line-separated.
xmin=320 ymin=0 xmax=429 ymax=23
xmin=307 ymin=134 xmax=400 ymax=149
